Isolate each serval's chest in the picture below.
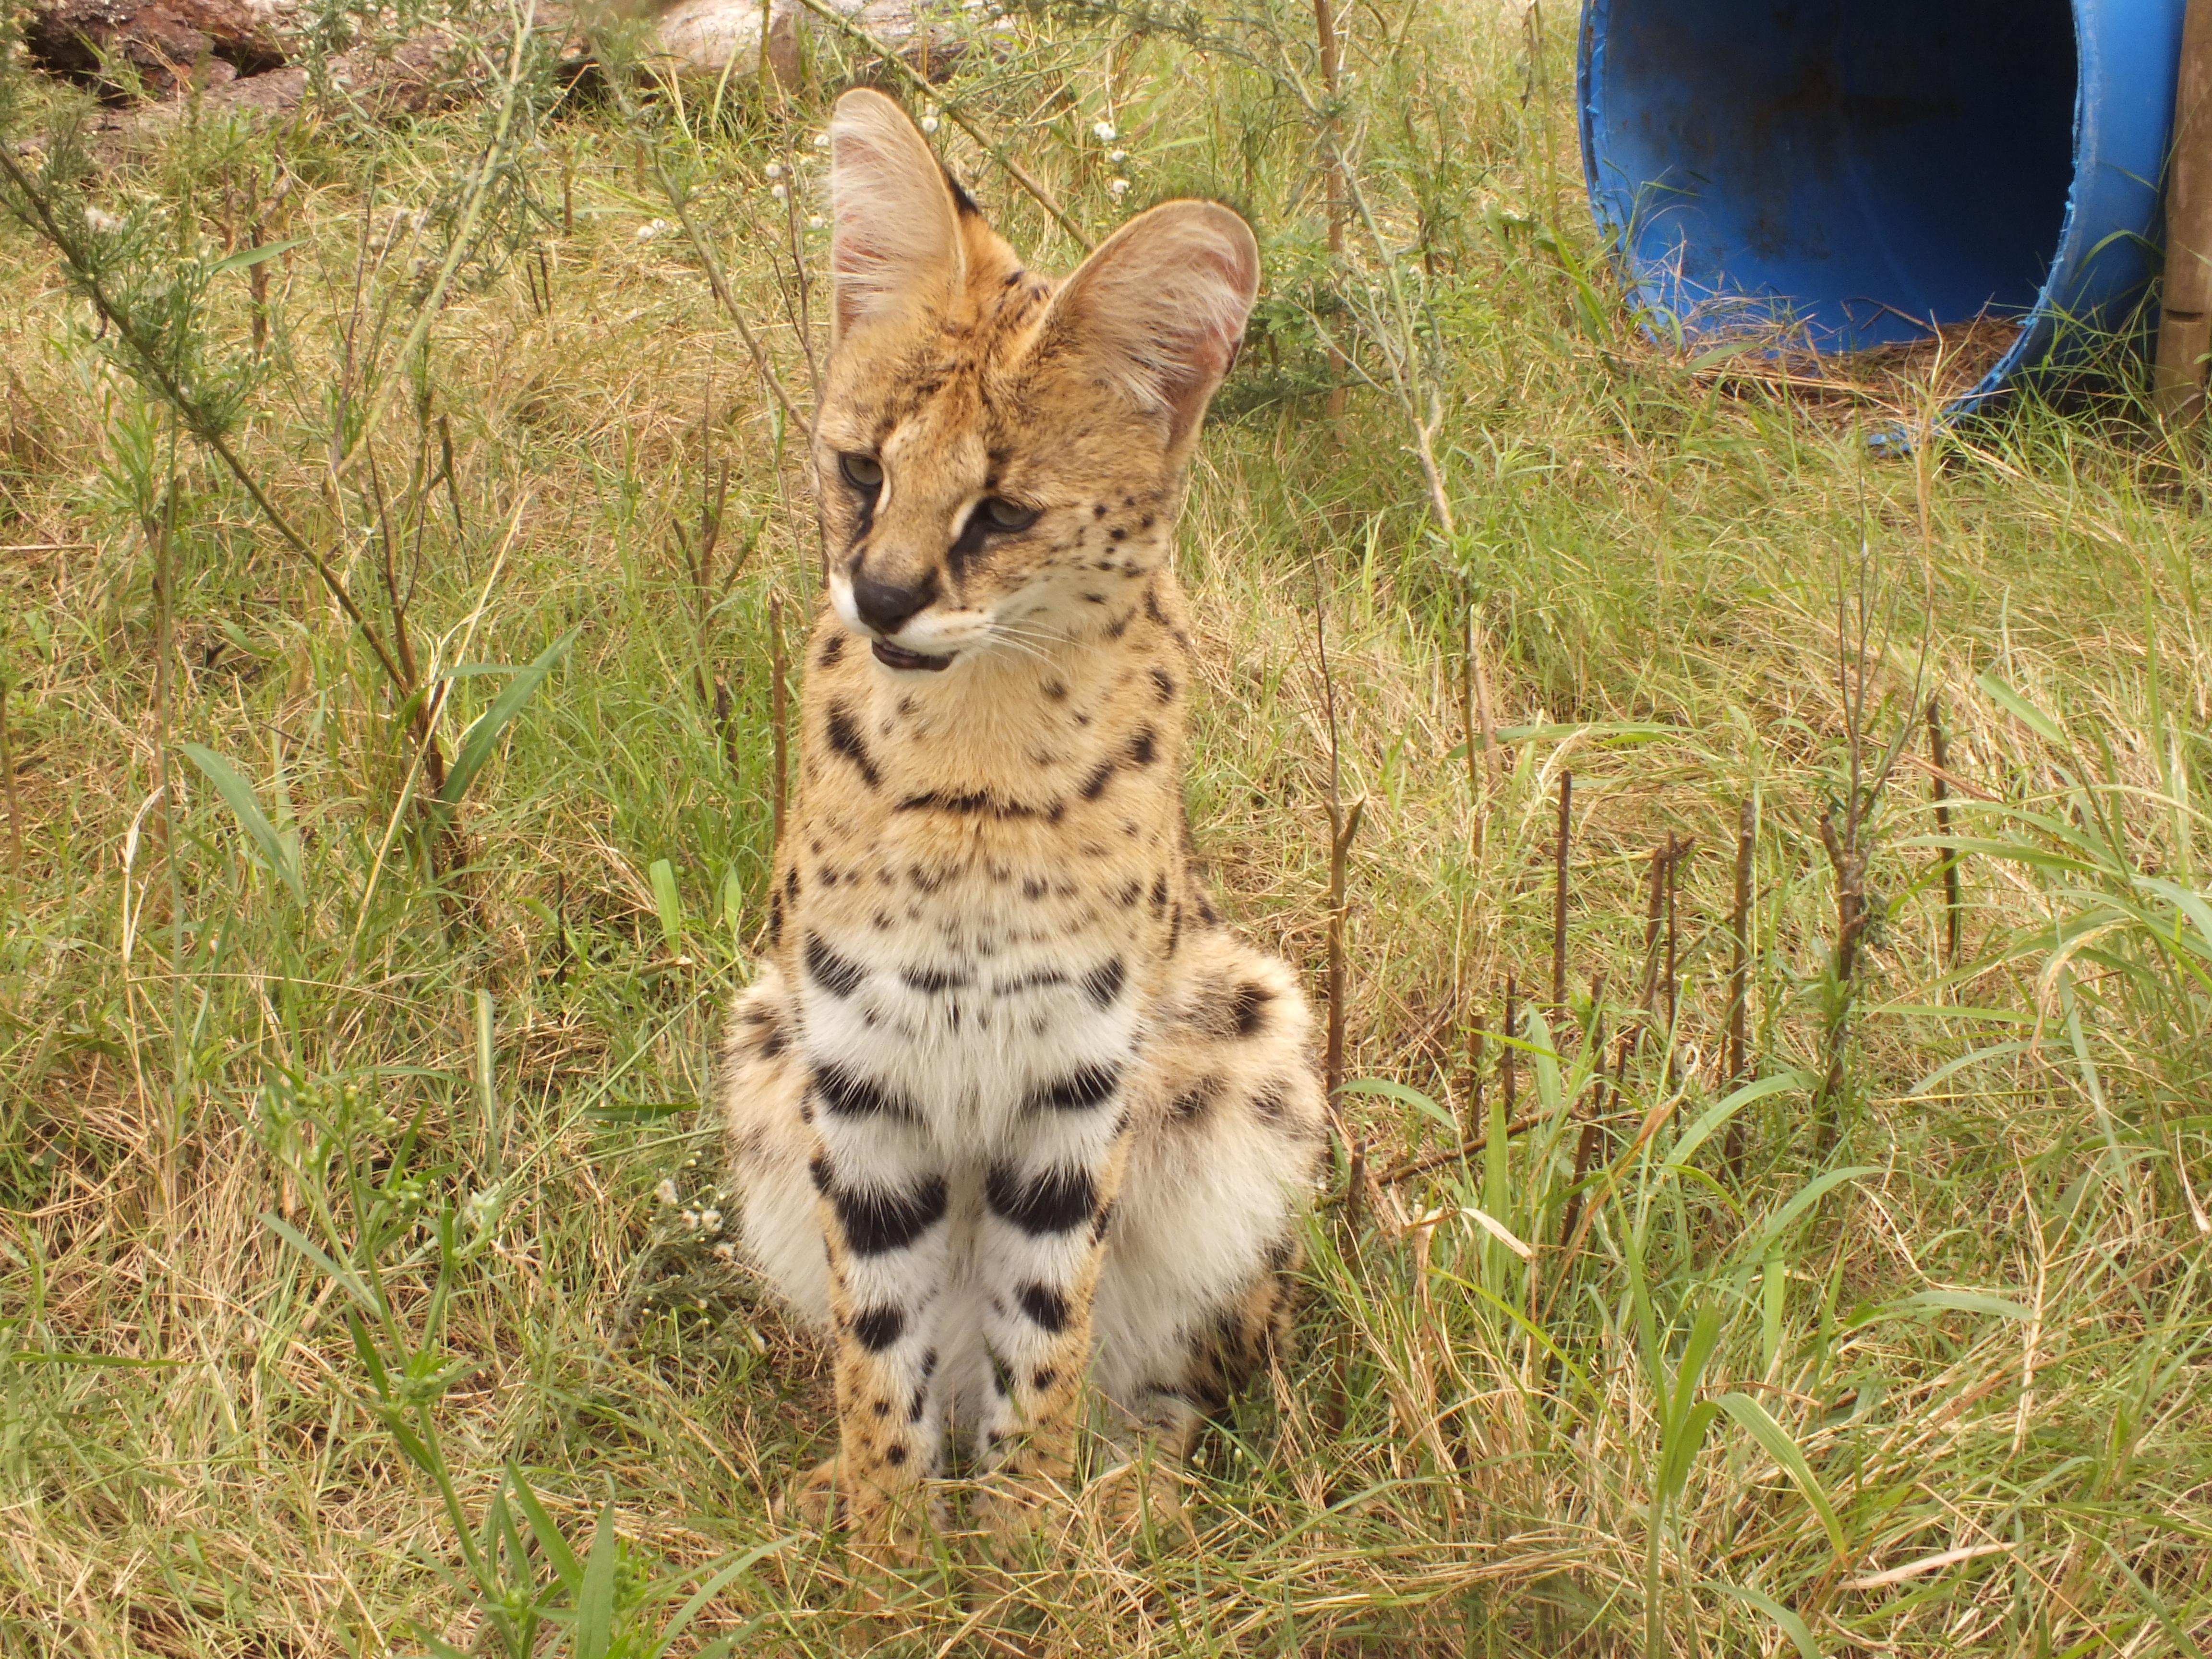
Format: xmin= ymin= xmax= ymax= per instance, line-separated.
xmin=772 ymin=599 xmax=1191 ymax=1144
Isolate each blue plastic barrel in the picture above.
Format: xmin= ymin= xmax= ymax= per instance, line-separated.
xmin=1578 ymin=0 xmax=2188 ymax=414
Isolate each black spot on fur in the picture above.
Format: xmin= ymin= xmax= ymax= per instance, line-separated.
xmin=807 ymin=1153 xmax=832 ymax=1193
xmin=871 ymin=1399 xmax=890 ymax=1417
xmin=885 ymin=1443 xmax=908 ymax=1466
xmin=1017 ymin=1283 xmax=1069 ymax=1333
xmin=986 ymin=1163 xmax=1096 ymax=1236
xmin=898 ymin=789 xmax=1048 ymax=821
xmin=920 ymin=1347 xmax=938 ymax=1379
xmin=1150 ymin=873 xmax=1169 ymax=914
xmin=784 ymin=867 xmax=800 ymax=905
xmin=1170 ymin=1075 xmax=1224 ymax=1122
xmin=814 ymin=1063 xmax=914 ymax=1120
xmin=1032 ymin=1368 xmax=1058 ymax=1393
xmin=1093 ymin=503 xmax=1107 ymax=518
xmin=805 ymin=934 xmax=867 ymax=998
xmin=1109 ymin=526 xmax=1126 ymax=542
xmin=825 ymin=702 xmax=880 ymax=789
xmin=901 ymin=964 xmax=967 ymax=994
xmin=1166 ymin=904 xmax=1182 ymax=956
xmin=1022 ymin=877 xmax=1047 ymax=901
xmin=996 ymin=968 xmax=1069 ymax=995
xmin=1116 ymin=877 xmax=1143 ymax=907
xmin=759 ymin=1022 xmax=787 ymax=1059
xmin=852 ymin=1306 xmax=905 ymax=1351
xmin=1251 ymin=1086 xmax=1289 ymax=1122
xmin=1105 ymin=609 xmax=1134 ymax=639
xmin=1081 ymin=958 xmax=1126 ymax=1007
xmin=1026 ymin=1062 xmax=1122 ymax=1113
xmin=909 ymin=862 xmax=948 ymax=893
xmin=908 ymin=1380 xmax=930 ymax=1421
xmin=1091 ymin=1200 xmax=1116 ymax=1241
xmin=1130 ymin=727 xmax=1157 ymax=766
xmin=767 ymin=889 xmax=784 ymax=943
xmin=1150 ymin=667 xmax=1177 ymax=703
xmin=1079 ymin=762 xmax=1115 ymax=801
xmin=834 ymin=1174 xmax=949 ymax=1255
xmin=944 ymin=168 xmax=983 ymax=217
xmin=818 ymin=633 xmax=844 ymax=667
xmin=1044 ymin=678 xmax=1068 ymax=701
xmin=1232 ymin=981 xmax=1273 ymax=1036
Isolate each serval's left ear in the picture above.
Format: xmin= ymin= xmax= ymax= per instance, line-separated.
xmin=1042 ymin=200 xmax=1260 ymax=447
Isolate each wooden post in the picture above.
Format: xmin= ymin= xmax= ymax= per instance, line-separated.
xmin=1314 ymin=0 xmax=1348 ymax=418
xmin=2155 ymin=0 xmax=2212 ymax=421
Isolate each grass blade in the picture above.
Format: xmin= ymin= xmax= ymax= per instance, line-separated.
xmin=576 ymin=1500 xmax=617 ymax=1659
xmin=438 ymin=629 xmax=576 ymax=808
xmin=1714 ymin=1391 xmax=1850 ymax=1557
xmin=649 ymin=858 xmax=683 ymax=956
xmin=181 ymin=743 xmax=302 ymax=903
xmin=504 ymin=1462 xmax=583 ymax=1593
xmin=1702 ymin=1580 xmax=1825 ymax=1659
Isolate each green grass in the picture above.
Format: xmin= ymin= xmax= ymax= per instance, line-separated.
xmin=1 ymin=1 xmax=2208 ymax=1652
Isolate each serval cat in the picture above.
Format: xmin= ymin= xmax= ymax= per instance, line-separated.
xmin=720 ymin=87 xmax=1325 ymax=1560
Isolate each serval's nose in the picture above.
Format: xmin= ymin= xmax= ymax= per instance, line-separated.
xmin=851 ymin=565 xmax=938 ymax=637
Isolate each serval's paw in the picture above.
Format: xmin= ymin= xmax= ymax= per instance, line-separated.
xmin=972 ymin=1467 xmax=1073 ymax=1566
xmin=781 ymin=1458 xmax=936 ymax=1568
xmin=1090 ymin=1456 xmax=1196 ymax=1551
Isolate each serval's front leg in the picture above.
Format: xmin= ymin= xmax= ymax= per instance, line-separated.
xmin=801 ymin=1065 xmax=952 ymax=1564
xmin=969 ymin=1056 xmax=1130 ymax=1555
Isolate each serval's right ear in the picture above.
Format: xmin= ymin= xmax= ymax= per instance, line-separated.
xmin=829 ymin=88 xmax=967 ymax=342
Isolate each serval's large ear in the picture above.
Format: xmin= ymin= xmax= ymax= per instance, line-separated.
xmin=1041 ymin=200 xmax=1260 ymax=447
xmin=828 ymin=88 xmax=967 ymax=340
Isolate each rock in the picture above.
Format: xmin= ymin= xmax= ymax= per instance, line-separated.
xmin=24 ymin=0 xmax=288 ymax=99
xmin=75 ymin=24 xmax=481 ymax=158
xmin=641 ymin=0 xmax=972 ymax=83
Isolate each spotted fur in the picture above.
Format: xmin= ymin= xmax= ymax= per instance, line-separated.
xmin=721 ymin=89 xmax=1324 ymax=1555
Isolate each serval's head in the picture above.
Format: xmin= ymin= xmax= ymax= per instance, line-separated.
xmin=816 ymin=88 xmax=1258 ymax=674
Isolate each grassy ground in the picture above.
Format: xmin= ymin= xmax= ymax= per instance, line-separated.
xmin=1 ymin=1 xmax=2209 ymax=1652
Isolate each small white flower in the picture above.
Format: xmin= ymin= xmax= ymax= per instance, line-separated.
xmin=1107 ymin=177 xmax=1130 ymax=199
xmin=700 ymin=1207 xmax=723 ymax=1232
xmin=655 ymin=1178 xmax=679 ymax=1205
xmin=712 ymin=1241 xmax=736 ymax=1260
xmin=635 ymin=218 xmax=671 ymax=242
xmin=764 ymin=161 xmax=785 ymax=179
xmin=807 ymin=214 xmax=826 ymax=230
xmin=919 ymin=115 xmax=940 ymax=134
xmin=1108 ymin=148 xmax=1127 ymax=164
xmin=1092 ymin=120 xmax=1117 ymax=142
xmin=770 ymin=184 xmax=788 ymax=203
xmin=812 ymin=132 xmax=831 ymax=150
xmin=461 ymin=1185 xmax=502 ymax=1236
xmin=84 ymin=207 xmax=122 ymax=235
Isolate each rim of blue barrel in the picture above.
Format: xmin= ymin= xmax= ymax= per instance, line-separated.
xmin=1576 ymin=0 xmax=2185 ymax=425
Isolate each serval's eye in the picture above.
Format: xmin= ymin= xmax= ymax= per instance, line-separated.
xmin=979 ymin=496 xmax=1038 ymax=532
xmin=840 ymin=453 xmax=884 ymax=490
